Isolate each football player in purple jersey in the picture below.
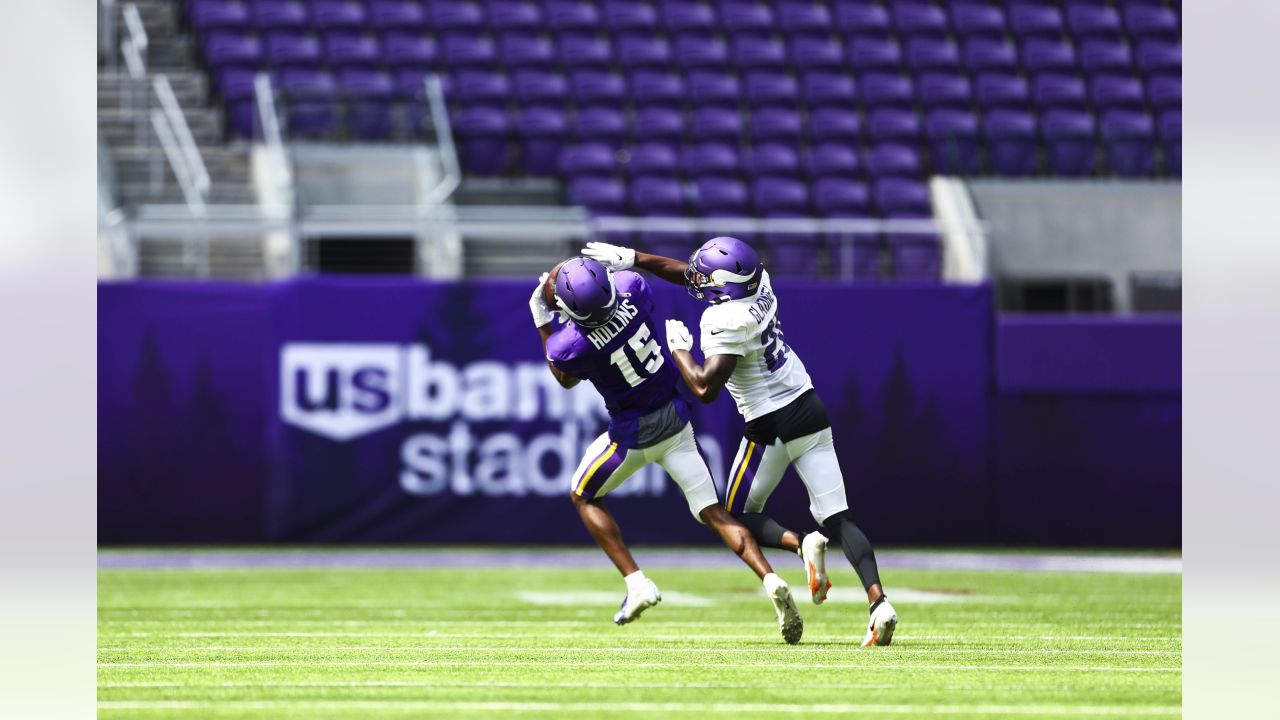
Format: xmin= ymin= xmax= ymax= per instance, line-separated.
xmin=582 ymin=239 xmax=898 ymax=647
xmin=529 ymin=256 xmax=804 ymax=643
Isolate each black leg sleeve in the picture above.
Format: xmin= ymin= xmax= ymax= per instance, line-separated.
xmin=738 ymin=512 xmax=791 ymax=550
xmin=821 ymin=510 xmax=882 ymax=591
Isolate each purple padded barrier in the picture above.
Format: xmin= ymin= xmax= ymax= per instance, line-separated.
xmin=1136 ymin=40 xmax=1182 ymax=75
xmin=873 ymin=177 xmax=931 ymax=217
xmin=1032 ymin=73 xmax=1087 ymax=110
xmin=569 ymin=70 xmax=627 ymax=107
xmin=428 ymin=0 xmax=486 ymax=30
xmin=861 ymin=72 xmax=915 ymax=107
xmin=681 ymin=142 xmax=741 ymax=177
xmin=441 ymin=32 xmax=496 ymax=66
xmin=568 ymin=175 xmax=627 ymax=214
xmin=513 ymin=69 xmax=567 ymax=105
xmin=515 ymin=106 xmax=567 ymax=176
xmin=975 ymin=72 xmax=1030 ymax=109
xmin=750 ymin=107 xmax=802 ymax=143
xmin=800 ymin=72 xmax=857 ymax=108
xmin=719 ymin=1 xmax=775 ymax=34
xmin=745 ymin=72 xmax=799 ymax=107
xmin=265 ymin=32 xmax=321 ymax=66
xmin=660 ymin=1 xmax=716 ymax=34
xmin=1090 ymin=74 xmax=1145 ymax=111
xmin=1159 ymin=109 xmax=1180 ymax=176
xmin=631 ymin=107 xmax=684 ymax=143
xmin=888 ymin=233 xmax=942 ymax=281
xmin=984 ymin=108 xmax=1039 ymax=176
xmin=1079 ymin=38 xmax=1133 ymax=75
xmin=918 ymin=72 xmax=972 ymax=109
xmin=626 ymin=142 xmax=679 ymax=177
xmin=488 ymin=1 xmax=543 ymax=31
xmin=805 ymin=142 xmax=861 ymax=178
xmin=950 ymin=2 xmax=1005 ymax=37
xmin=686 ymin=71 xmax=741 ymax=106
xmin=190 ymin=0 xmax=251 ymax=31
xmin=731 ymin=35 xmax=787 ymax=70
xmin=368 ymin=1 xmax=428 ymax=31
xmin=453 ymin=69 xmax=510 ymax=106
xmin=544 ymin=0 xmax=600 ymax=32
xmin=790 ymin=36 xmax=845 ymax=72
xmin=926 ymin=107 xmax=982 ymax=174
xmin=1041 ymin=108 xmax=1097 ymax=177
xmin=558 ymin=142 xmax=617 ymax=177
xmin=1125 ymin=5 xmax=1179 ymax=39
xmin=867 ymin=108 xmax=921 ymax=144
xmin=866 ymin=143 xmax=922 ymax=178
xmin=691 ymin=107 xmax=743 ymax=143
xmin=1147 ymin=75 xmax=1181 ymax=111
xmin=252 ymin=1 xmax=310 ymax=31
xmin=743 ymin=143 xmax=801 ymax=178
xmin=1101 ymin=109 xmax=1155 ymax=177
xmin=675 ymin=33 xmax=729 ymax=68
xmin=893 ymin=2 xmax=948 ymax=36
xmin=601 ymin=1 xmax=659 ymax=32
xmin=1021 ymin=37 xmax=1078 ymax=75
xmin=499 ymin=33 xmax=556 ymax=67
xmin=573 ymin=106 xmax=627 ymax=146
xmin=557 ymin=33 xmax=612 ymax=68
xmin=907 ymin=37 xmax=961 ymax=73
xmin=1066 ymin=4 xmax=1122 ymax=38
xmin=835 ymin=1 xmax=891 ymax=37
xmin=454 ymin=105 xmax=511 ymax=174
xmin=777 ymin=1 xmax=831 ymax=34
xmin=630 ymin=70 xmax=684 ymax=108
xmin=203 ymin=32 xmax=264 ymax=66
xmin=812 ymin=108 xmax=868 ymax=145
xmin=1008 ymin=2 xmax=1063 ymax=37
xmin=997 ymin=317 xmax=1180 ymax=393
xmin=311 ymin=1 xmax=368 ymax=32
xmin=692 ymin=176 xmax=749 ymax=214
xmin=962 ymin=37 xmax=1018 ymax=74
xmin=847 ymin=37 xmax=903 ymax=72
xmin=617 ymin=34 xmax=672 ymax=70
xmin=383 ymin=33 xmax=438 ymax=67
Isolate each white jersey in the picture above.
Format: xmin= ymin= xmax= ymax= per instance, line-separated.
xmin=699 ymin=271 xmax=813 ymax=421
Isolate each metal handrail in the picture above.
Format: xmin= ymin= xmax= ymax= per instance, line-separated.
xmin=99 ymin=0 xmax=118 ymax=68
xmin=122 ymin=3 xmax=147 ymax=57
xmin=418 ymin=74 xmax=462 ymax=211
xmin=152 ymin=76 xmax=211 ymax=196
xmin=254 ymin=73 xmax=294 ymax=192
xmin=151 ymin=109 xmax=206 ymax=214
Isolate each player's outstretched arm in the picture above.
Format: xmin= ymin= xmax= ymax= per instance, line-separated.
xmin=531 ymin=274 xmax=580 ymax=389
xmin=582 ymin=241 xmax=688 ymax=287
xmin=665 ymin=319 xmax=736 ymax=403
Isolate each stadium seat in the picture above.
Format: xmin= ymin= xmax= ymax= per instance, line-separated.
xmin=338 ymin=68 xmax=395 ymax=101
xmin=617 ymin=35 xmax=672 ymax=70
xmin=893 ymin=2 xmax=948 ymax=37
xmin=513 ymin=69 xmax=567 ymax=105
xmin=950 ymin=3 xmax=1005 ymax=38
xmin=777 ymin=2 xmax=832 ymax=34
xmin=805 ymin=143 xmax=862 ymax=179
xmin=873 ymin=177 xmax=931 ymax=217
xmin=568 ymin=176 xmax=627 ymax=214
xmin=488 ymin=1 xmax=543 ymax=32
xmin=746 ymin=72 xmax=800 ymax=108
xmin=626 ymin=142 xmax=680 ymax=177
xmin=1101 ymin=110 xmax=1155 ymax=177
xmin=499 ymin=33 xmax=556 ymax=68
xmin=453 ymin=69 xmax=510 ymax=107
xmin=252 ymin=1 xmax=310 ymax=32
xmin=801 ymin=72 xmax=857 ymax=108
xmin=834 ymin=2 xmax=891 ymax=37
xmin=744 ymin=143 xmax=802 ymax=179
xmin=1136 ymin=40 xmax=1182 ymax=75
xmin=558 ymin=34 xmax=612 ymax=69
xmin=574 ymin=107 xmax=627 ymax=146
xmin=216 ymin=68 xmax=258 ymax=101
xmin=1067 ymin=5 xmax=1122 ymax=38
xmin=1008 ymin=3 xmax=1063 ymax=37
xmin=602 ymin=1 xmax=659 ymax=33
xmin=570 ymin=70 xmax=627 ymax=107
xmin=907 ymin=38 xmax=961 ymax=73
xmin=848 ymin=37 xmax=903 ymax=72
xmin=732 ymin=35 xmax=787 ymax=70
xmin=925 ymin=108 xmax=981 ymax=174
xmin=190 ymin=1 xmax=251 ymax=32
xmin=918 ymin=73 xmax=972 ymax=109
xmin=813 ymin=177 xmax=870 ymax=216
xmin=383 ymin=33 xmax=438 ymax=67
xmin=1159 ymin=109 xmax=1181 ymax=176
xmin=516 ymin=106 xmax=568 ymax=176
xmin=1041 ymin=109 xmax=1097 ymax=177
xmin=866 ymin=144 xmax=923 ymax=179
xmin=750 ymin=108 xmax=803 ymax=143
xmin=1079 ymin=39 xmax=1133 ymax=75
xmin=753 ymin=177 xmax=817 ymax=277
xmin=631 ymin=176 xmax=686 ymax=214
xmin=692 ymin=176 xmax=749 ymax=215
xmin=861 ymin=72 xmax=915 ymax=107
xmin=1033 ymin=74 xmax=1088 ymax=110
xmin=790 ymin=36 xmax=845 ymax=72
xmin=867 ymin=108 xmax=922 ymax=144
xmin=1148 ymin=75 xmax=1181 ymax=112
xmin=1125 ymin=5 xmax=1179 ymax=40
xmin=686 ymin=71 xmax=741 ymax=107
xmin=963 ymin=38 xmax=1018 ymax=74
xmin=719 ymin=1 xmax=775 ymax=35
xmin=1090 ymin=75 xmax=1145 ymax=111
xmin=369 ymin=1 xmax=428 ymax=31
xmin=429 ymin=1 xmax=486 ymax=31
xmin=630 ymin=71 xmax=685 ymax=109
xmin=204 ymin=32 xmax=264 ymax=67
xmin=660 ymin=1 xmax=717 ymax=34
xmin=984 ymin=109 xmax=1039 ymax=176
xmin=441 ymin=33 xmax=495 ymax=67
xmin=691 ymin=107 xmax=744 ymax=144
xmin=285 ymin=100 xmax=338 ymax=138
xmin=889 ymin=233 xmax=942 ymax=281
xmin=545 ymin=1 xmax=599 ymax=32
xmin=312 ymin=1 xmax=368 ymax=32
xmin=278 ymin=68 xmax=337 ymax=101
xmin=976 ymin=73 xmax=1031 ymax=109
xmin=265 ymin=32 xmax=321 ymax=66
xmin=559 ymin=143 xmax=617 ymax=177
xmin=632 ymin=107 xmax=684 ymax=143
xmin=1022 ymin=38 xmax=1078 ymax=75
xmin=810 ymin=108 xmax=862 ymax=143
xmin=325 ymin=33 xmax=382 ymax=67
xmin=454 ymin=105 xmax=510 ymax=174
xmin=675 ymin=34 xmax=729 ymax=68
xmin=682 ymin=143 xmax=741 ymax=177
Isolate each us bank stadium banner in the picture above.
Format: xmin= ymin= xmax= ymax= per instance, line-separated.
xmin=97 ymin=278 xmax=1178 ymax=546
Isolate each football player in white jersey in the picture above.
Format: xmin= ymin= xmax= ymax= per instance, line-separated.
xmin=583 ymin=236 xmax=898 ymax=647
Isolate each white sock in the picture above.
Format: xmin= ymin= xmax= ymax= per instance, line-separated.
xmin=624 ymin=570 xmax=649 ymax=595
xmin=762 ymin=572 xmax=787 ymax=594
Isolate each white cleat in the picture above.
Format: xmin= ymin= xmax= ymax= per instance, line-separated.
xmin=800 ymin=533 xmax=831 ymax=605
xmin=613 ymin=580 xmax=661 ymax=625
xmin=763 ymin=574 xmax=804 ymax=645
xmin=861 ymin=598 xmax=898 ymax=647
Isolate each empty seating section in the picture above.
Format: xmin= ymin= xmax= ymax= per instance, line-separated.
xmin=186 ymin=0 xmax=1181 ymax=279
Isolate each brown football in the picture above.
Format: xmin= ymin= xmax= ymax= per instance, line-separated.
xmin=543 ymin=261 xmax=566 ymax=308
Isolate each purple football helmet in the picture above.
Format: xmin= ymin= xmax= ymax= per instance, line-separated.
xmin=685 ymin=236 xmax=764 ymax=304
xmin=552 ymin=256 xmax=618 ymax=328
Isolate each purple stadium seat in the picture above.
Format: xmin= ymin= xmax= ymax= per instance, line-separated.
xmin=1101 ymin=110 xmax=1155 ymax=177
xmin=228 ymin=100 xmax=260 ymax=137
xmin=631 ymin=176 xmax=686 ymax=213
xmin=1008 ymin=3 xmax=1063 ymax=37
xmin=630 ymin=71 xmax=684 ymax=108
xmin=976 ymin=73 xmax=1030 ymax=109
xmin=204 ymin=32 xmax=264 ymax=66
xmin=311 ymin=1 xmax=367 ymax=31
xmin=815 ymin=178 xmax=878 ymax=279
xmin=814 ymin=177 xmax=870 ymax=215
xmin=660 ymin=2 xmax=716 ymax=34
xmin=1022 ymin=38 xmax=1078 ymax=75
xmin=515 ymin=106 xmax=567 ymax=175
xmin=1090 ymin=75 xmax=1145 ymax=111
xmin=349 ymin=103 xmax=395 ymax=140
xmin=369 ymin=2 xmax=427 ymax=31
xmin=963 ymin=38 xmax=1018 ymax=74
xmin=392 ymin=67 xmax=434 ymax=98
xmin=907 ymin=37 xmax=961 ymax=72
xmin=691 ymin=107 xmax=744 ymax=143
xmin=544 ymin=1 xmax=599 ymax=32
xmin=847 ymin=37 xmax=903 ymax=72
xmin=686 ymin=71 xmax=740 ymax=107
xmin=570 ymin=70 xmax=626 ymax=107
xmin=626 ymin=142 xmax=680 ymax=177
xmin=190 ymin=1 xmax=251 ymax=31
xmin=925 ymin=107 xmax=981 ymax=174
xmin=719 ymin=2 xmax=775 ymax=35
xmin=751 ymin=108 xmax=802 ymax=143
xmin=574 ymin=107 xmax=627 ymax=146
xmin=867 ymin=108 xmax=921 ymax=144
xmin=252 ymin=1 xmax=310 ymax=31
xmin=216 ymin=68 xmax=258 ymax=101
xmin=873 ymin=178 xmax=931 ymax=217
xmin=1033 ymin=73 xmax=1087 ymax=109
xmin=568 ymin=176 xmax=627 ymax=214
xmin=488 ymin=1 xmax=543 ymax=31
xmin=1136 ymin=40 xmax=1182 ymax=75
xmin=834 ymin=2 xmax=891 ymax=37
xmin=746 ymin=72 xmax=799 ymax=107
xmin=889 ymin=234 xmax=942 ymax=281
xmin=732 ymin=35 xmax=787 ymax=70
xmin=893 ymin=3 xmax=948 ymax=37
xmin=1041 ymin=108 xmax=1097 ymax=177
xmin=693 ymin=177 xmax=749 ymax=215
xmin=278 ymin=67 xmax=337 ymax=100
xmin=428 ymin=1 xmax=485 ymax=31
xmin=558 ymin=34 xmax=613 ymax=69
xmin=790 ymin=36 xmax=844 ymax=72
xmin=918 ymin=73 xmax=972 ymax=109
xmin=753 ymin=177 xmax=816 ymax=276
xmin=559 ymin=143 xmax=617 ymax=177
xmin=984 ymin=109 xmax=1039 ymax=176
xmin=265 ymin=32 xmax=321 ymax=66
xmin=383 ymin=32 xmax=437 ymax=67
xmin=675 ymin=34 xmax=728 ymax=68
xmin=1159 ymin=109 xmax=1180 ymax=176
xmin=455 ymin=105 xmax=510 ymax=174
xmin=806 ymin=143 xmax=861 ymax=178
xmin=950 ymin=3 xmax=1005 ymax=37
xmin=1125 ymin=5 xmax=1179 ymax=40
xmin=866 ymin=143 xmax=922 ymax=178
xmin=513 ymin=69 xmax=567 ymax=105
xmin=778 ymin=2 xmax=832 ymax=34
xmin=861 ymin=72 xmax=915 ymax=107
xmin=285 ymin=101 xmax=338 ymax=138
xmin=682 ymin=143 xmax=741 ymax=177
xmin=453 ymin=69 xmax=509 ymax=106
xmin=1066 ymin=5 xmax=1122 ymax=38
xmin=602 ymin=1 xmax=658 ymax=32
xmin=801 ymin=72 xmax=857 ymax=108
xmin=1148 ymin=75 xmax=1181 ymax=111
xmin=744 ymin=143 xmax=801 ymax=178
xmin=810 ymin=107 xmax=861 ymax=143
xmin=1080 ymin=39 xmax=1132 ymax=75
xmin=441 ymin=33 xmax=495 ymax=66
xmin=632 ymin=107 xmax=684 ymax=143
xmin=338 ymin=68 xmax=395 ymax=101
xmin=617 ymin=34 xmax=672 ymax=70
xmin=499 ymin=33 xmax=555 ymax=67
xmin=325 ymin=32 xmax=381 ymax=66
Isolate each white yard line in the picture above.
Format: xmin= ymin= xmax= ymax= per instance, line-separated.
xmin=98 ymin=660 xmax=1183 ymax=671
xmin=98 ymin=645 xmax=1180 ymax=655
xmin=100 ymin=680 xmax=1174 ymax=691
xmin=102 ymin=631 xmax=1182 ymax=643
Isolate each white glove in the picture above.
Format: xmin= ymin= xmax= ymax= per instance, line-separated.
xmin=582 ymin=241 xmax=635 ymax=271
xmin=665 ymin=319 xmax=693 ymax=354
xmin=530 ymin=273 xmax=554 ymax=328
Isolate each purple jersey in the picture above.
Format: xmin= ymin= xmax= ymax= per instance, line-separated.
xmin=547 ymin=271 xmax=687 ymax=447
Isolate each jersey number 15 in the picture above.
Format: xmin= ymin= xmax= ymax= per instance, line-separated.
xmin=610 ymin=324 xmax=665 ymax=387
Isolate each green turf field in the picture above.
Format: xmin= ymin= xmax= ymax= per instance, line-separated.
xmin=99 ymin=553 xmax=1181 ymax=718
